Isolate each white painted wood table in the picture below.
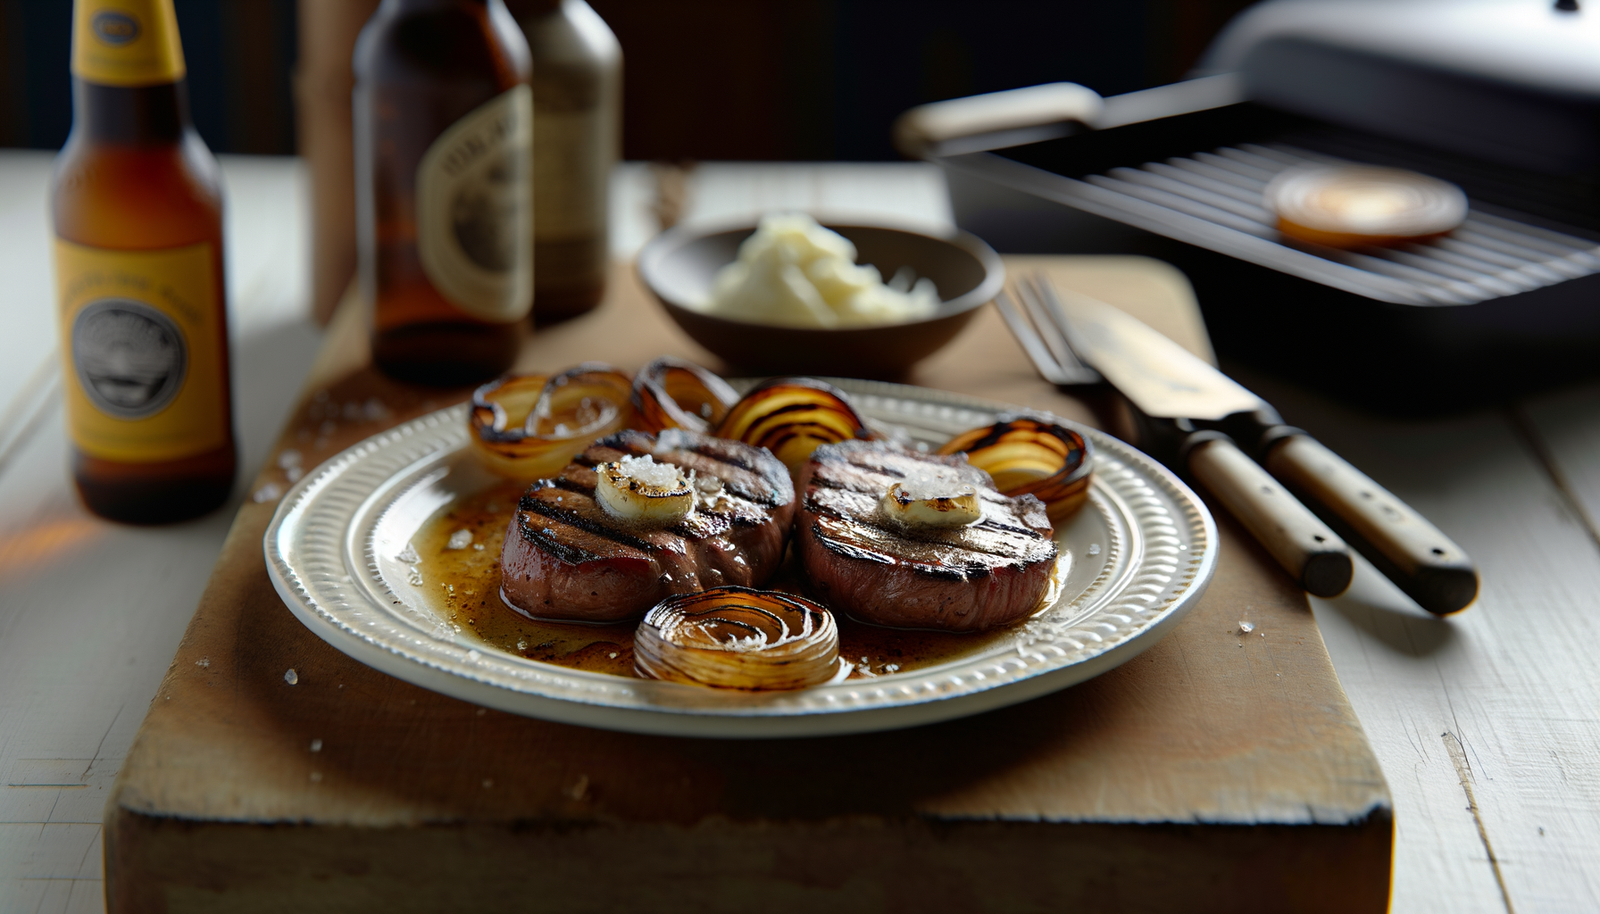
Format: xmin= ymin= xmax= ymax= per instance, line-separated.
xmin=1 ymin=155 xmax=1597 ymax=913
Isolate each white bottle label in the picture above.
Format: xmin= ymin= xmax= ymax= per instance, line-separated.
xmin=535 ymin=108 xmax=608 ymax=240
xmin=415 ymin=84 xmax=533 ymax=322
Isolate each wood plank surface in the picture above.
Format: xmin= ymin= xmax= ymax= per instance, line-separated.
xmin=0 ymin=156 xmax=322 ymax=913
xmin=9 ymin=158 xmax=1595 ymax=913
xmin=104 ymin=258 xmax=1392 ymax=913
xmin=1234 ymin=368 xmax=1600 ymax=914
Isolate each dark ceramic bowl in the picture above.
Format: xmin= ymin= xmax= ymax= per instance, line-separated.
xmin=636 ymin=221 xmax=1004 ymax=378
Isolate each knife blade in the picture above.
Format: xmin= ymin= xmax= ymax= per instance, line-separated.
xmin=1048 ymin=285 xmax=1478 ymax=614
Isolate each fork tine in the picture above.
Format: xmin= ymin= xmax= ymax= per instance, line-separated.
xmin=1013 ymin=275 xmax=1081 ymax=376
xmin=1026 ymin=274 xmax=1103 ymax=384
xmin=995 ymin=290 xmax=1070 ymax=386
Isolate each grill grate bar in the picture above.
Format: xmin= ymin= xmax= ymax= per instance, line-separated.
xmin=1143 ymin=161 xmax=1266 ymax=206
xmin=1085 ymin=173 xmax=1276 ymax=238
xmin=1108 ymin=166 xmax=1274 ymax=223
xmin=1193 ymin=150 xmax=1278 ymax=182
xmin=1427 ymin=237 xmax=1570 ymax=286
xmin=1071 ymin=140 xmax=1600 ymax=305
xmin=1334 ymin=250 xmax=1484 ymax=304
xmin=1449 ymin=229 xmax=1595 ymax=278
xmin=1383 ymin=247 xmax=1532 ymax=296
xmin=1162 ymin=157 xmax=1269 ymax=193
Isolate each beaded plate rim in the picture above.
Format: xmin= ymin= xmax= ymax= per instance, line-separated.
xmin=263 ymin=379 xmax=1217 ymax=738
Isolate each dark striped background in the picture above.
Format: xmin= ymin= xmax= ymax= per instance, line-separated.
xmin=0 ymin=0 xmax=1251 ymax=159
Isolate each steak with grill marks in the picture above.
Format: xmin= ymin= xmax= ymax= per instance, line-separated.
xmin=500 ymin=429 xmax=795 ymax=622
xmin=796 ymin=440 xmax=1058 ymax=632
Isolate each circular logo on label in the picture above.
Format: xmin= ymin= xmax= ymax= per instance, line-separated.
xmin=450 ymin=151 xmax=519 ymax=273
xmin=92 ymin=11 xmax=141 ymax=46
xmin=72 ymin=299 xmax=187 ymax=419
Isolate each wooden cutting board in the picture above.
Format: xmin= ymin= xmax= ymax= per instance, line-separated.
xmin=105 ymin=256 xmax=1391 ymax=914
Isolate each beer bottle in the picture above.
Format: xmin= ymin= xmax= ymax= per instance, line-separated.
xmin=355 ymin=0 xmax=534 ymax=386
xmin=507 ymin=0 xmax=621 ymax=323
xmin=52 ymin=0 xmax=237 ymax=524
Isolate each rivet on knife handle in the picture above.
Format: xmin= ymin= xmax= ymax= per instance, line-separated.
xmin=1186 ymin=435 xmax=1354 ymax=597
xmin=1264 ymin=433 xmax=1479 ymax=615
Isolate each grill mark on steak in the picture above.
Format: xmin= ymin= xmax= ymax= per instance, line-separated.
xmin=804 ymin=486 xmax=1053 ymax=565
xmin=653 ymin=429 xmax=790 ymax=507
xmin=501 ymin=429 xmax=795 ymax=622
xmin=796 ymin=439 xmax=1058 ymax=632
xmin=517 ymin=483 xmax=656 ymax=561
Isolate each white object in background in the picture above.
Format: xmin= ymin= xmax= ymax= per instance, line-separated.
xmin=893 ymin=82 xmax=1105 ymax=157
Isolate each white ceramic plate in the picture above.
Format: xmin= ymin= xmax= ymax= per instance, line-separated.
xmin=263 ymin=379 xmax=1217 ymax=738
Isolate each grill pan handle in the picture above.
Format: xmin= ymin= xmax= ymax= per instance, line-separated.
xmin=893 ymin=82 xmax=1104 ymax=158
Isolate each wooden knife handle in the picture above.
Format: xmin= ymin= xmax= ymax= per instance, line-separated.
xmin=1187 ymin=436 xmax=1354 ymax=597
xmin=1265 ymin=433 xmax=1479 ymax=615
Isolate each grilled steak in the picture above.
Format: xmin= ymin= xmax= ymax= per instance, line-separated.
xmin=796 ymin=440 xmax=1058 ymax=632
xmin=500 ymin=429 xmax=795 ymax=622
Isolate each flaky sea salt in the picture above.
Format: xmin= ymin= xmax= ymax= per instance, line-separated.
xmin=284 ymin=668 xmax=299 ymax=685
xmin=614 ymin=453 xmax=684 ymax=488
xmin=896 ymin=467 xmax=973 ymax=501
xmin=1239 ymin=621 xmax=1255 ymax=634
xmin=446 ymin=529 xmax=473 ymax=550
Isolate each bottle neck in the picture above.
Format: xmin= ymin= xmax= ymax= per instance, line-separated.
xmin=71 ymin=78 xmax=191 ymax=144
xmin=72 ymin=0 xmax=187 ymax=89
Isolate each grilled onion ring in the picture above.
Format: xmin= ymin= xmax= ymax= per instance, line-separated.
xmin=938 ymin=414 xmax=1094 ymax=523
xmin=631 ymin=356 xmax=741 ymax=434
xmin=715 ymin=377 xmax=876 ymax=478
xmin=470 ymin=363 xmax=634 ymax=479
xmin=635 ymin=586 xmax=842 ymax=690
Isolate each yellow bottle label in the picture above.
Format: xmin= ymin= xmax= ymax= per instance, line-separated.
xmin=72 ymin=0 xmax=186 ymax=87
xmin=55 ymin=239 xmax=228 ymax=463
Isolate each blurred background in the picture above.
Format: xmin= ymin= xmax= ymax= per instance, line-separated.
xmin=0 ymin=0 xmax=1252 ymax=159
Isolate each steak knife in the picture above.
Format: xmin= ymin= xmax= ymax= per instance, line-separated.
xmin=1047 ymin=287 xmax=1479 ymax=614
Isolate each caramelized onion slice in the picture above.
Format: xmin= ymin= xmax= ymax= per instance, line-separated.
xmin=715 ymin=377 xmax=875 ymax=479
xmin=938 ymin=414 xmax=1094 ymax=523
xmin=631 ymin=356 xmax=740 ymax=434
xmin=635 ymin=586 xmax=842 ymax=690
xmin=469 ymin=363 xmax=634 ymax=479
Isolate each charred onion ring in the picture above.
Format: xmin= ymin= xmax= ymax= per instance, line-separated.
xmin=715 ymin=377 xmax=876 ymax=478
xmin=469 ymin=363 xmax=634 ymax=479
xmin=938 ymin=414 xmax=1094 ymax=523
xmin=631 ymin=356 xmax=741 ymax=435
xmin=634 ymin=586 xmax=842 ymax=690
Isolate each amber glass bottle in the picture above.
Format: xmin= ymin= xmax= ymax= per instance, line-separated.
xmin=355 ymin=0 xmax=534 ymax=386
xmin=51 ymin=0 xmax=236 ymax=524
xmin=507 ymin=0 xmax=621 ymax=322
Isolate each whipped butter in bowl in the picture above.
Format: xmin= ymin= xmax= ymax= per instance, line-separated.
xmin=638 ymin=215 xmax=1004 ymax=377
xmin=700 ymin=214 xmax=941 ymax=328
